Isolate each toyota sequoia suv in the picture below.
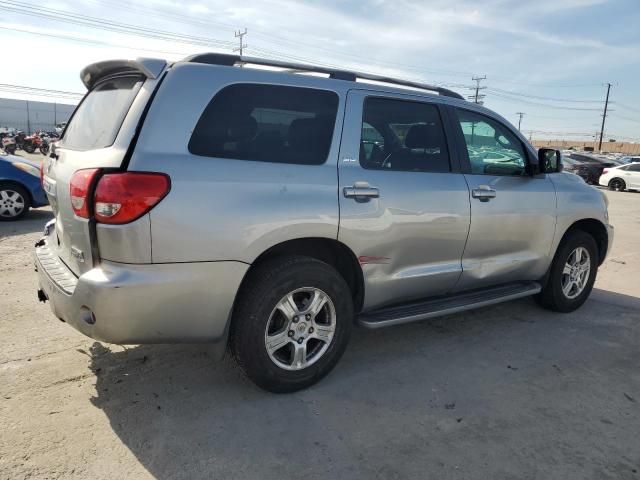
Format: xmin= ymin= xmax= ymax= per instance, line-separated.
xmin=35 ymin=54 xmax=613 ymax=392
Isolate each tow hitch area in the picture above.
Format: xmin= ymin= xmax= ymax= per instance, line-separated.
xmin=37 ymin=289 xmax=48 ymax=303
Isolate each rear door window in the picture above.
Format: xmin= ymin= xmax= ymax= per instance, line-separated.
xmin=189 ymin=84 xmax=339 ymax=165
xmin=359 ymin=97 xmax=450 ymax=173
xmin=62 ymin=75 xmax=143 ymax=151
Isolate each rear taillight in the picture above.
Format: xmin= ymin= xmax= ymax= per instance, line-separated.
xmin=602 ymin=168 xmax=610 ymax=174
xmin=94 ymin=172 xmax=170 ymax=224
xmin=69 ymin=168 xmax=100 ymax=218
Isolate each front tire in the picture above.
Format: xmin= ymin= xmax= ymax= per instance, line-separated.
xmin=0 ymin=183 xmax=31 ymax=221
xmin=232 ymin=256 xmax=353 ymax=393
xmin=23 ymin=142 xmax=36 ymax=154
xmin=608 ymin=178 xmax=626 ymax=191
xmin=536 ymin=230 xmax=598 ymax=312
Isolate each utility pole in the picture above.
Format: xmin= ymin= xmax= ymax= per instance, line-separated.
xmin=26 ymin=100 xmax=31 ymax=135
xmin=468 ymin=75 xmax=486 ymax=105
xmin=234 ymin=28 xmax=248 ymax=57
xmin=516 ymin=112 xmax=525 ymax=131
xmin=598 ymin=82 xmax=611 ymax=152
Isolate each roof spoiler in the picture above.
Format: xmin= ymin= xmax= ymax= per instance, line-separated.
xmin=80 ymin=58 xmax=167 ymax=90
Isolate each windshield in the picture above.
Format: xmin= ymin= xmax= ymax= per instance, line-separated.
xmin=61 ymin=75 xmax=142 ymax=151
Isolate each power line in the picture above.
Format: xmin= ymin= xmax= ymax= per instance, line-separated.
xmin=611 ymin=102 xmax=640 ymax=115
xmin=2 ymin=0 xmax=638 ymax=136
xmin=0 ymin=0 xmax=236 ymax=48
xmin=488 ymin=91 xmax=603 ymax=111
xmin=0 ymin=25 xmax=192 ymax=57
xmin=609 ymin=114 xmax=640 ymax=124
xmin=0 ymin=83 xmax=82 ymax=97
xmin=487 ymin=87 xmax=604 ymax=104
xmin=85 ymin=0 xmax=479 ymax=80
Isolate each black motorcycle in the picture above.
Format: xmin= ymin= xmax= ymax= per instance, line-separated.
xmin=13 ymin=131 xmax=26 ymax=150
xmin=39 ymin=137 xmax=50 ymax=155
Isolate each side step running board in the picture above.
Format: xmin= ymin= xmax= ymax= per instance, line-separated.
xmin=358 ymin=281 xmax=541 ymax=329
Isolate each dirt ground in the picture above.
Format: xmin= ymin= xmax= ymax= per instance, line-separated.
xmin=1 ymin=168 xmax=639 ymax=479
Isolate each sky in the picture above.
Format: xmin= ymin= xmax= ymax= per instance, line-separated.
xmin=1 ymin=0 xmax=639 ymax=141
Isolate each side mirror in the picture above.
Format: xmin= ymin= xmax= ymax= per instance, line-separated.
xmin=537 ymin=148 xmax=563 ymax=174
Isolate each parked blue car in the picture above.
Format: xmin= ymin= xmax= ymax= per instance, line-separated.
xmin=0 ymin=152 xmax=48 ymax=220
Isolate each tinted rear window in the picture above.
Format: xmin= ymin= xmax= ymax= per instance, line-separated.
xmin=62 ymin=75 xmax=142 ymax=151
xmin=189 ymin=84 xmax=339 ymax=165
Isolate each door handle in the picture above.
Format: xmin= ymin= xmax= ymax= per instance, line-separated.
xmin=343 ymin=183 xmax=379 ymax=202
xmin=472 ymin=185 xmax=496 ymax=202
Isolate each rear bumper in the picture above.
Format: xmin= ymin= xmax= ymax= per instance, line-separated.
xmin=35 ymin=237 xmax=248 ymax=344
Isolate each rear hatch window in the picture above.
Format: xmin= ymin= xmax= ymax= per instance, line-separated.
xmin=62 ymin=75 xmax=143 ymax=151
xmin=45 ymin=74 xmax=145 ymax=276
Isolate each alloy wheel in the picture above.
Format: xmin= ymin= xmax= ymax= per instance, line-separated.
xmin=0 ymin=189 xmax=26 ymax=218
xmin=264 ymin=287 xmax=336 ymax=371
xmin=561 ymin=246 xmax=591 ymax=299
xmin=610 ymin=179 xmax=623 ymax=191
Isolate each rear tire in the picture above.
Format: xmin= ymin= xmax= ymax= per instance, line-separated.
xmin=608 ymin=178 xmax=626 ymax=191
xmin=536 ymin=230 xmax=598 ymax=313
xmin=23 ymin=142 xmax=36 ymax=154
xmin=0 ymin=183 xmax=31 ymax=221
xmin=232 ymin=255 xmax=353 ymax=393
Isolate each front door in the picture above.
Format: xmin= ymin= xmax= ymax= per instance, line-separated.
xmin=338 ymin=90 xmax=471 ymax=312
xmin=449 ymin=107 xmax=557 ymax=291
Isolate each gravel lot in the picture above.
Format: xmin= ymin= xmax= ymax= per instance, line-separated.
xmin=1 ymin=162 xmax=639 ymax=479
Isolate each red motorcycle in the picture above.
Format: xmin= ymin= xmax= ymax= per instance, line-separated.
xmin=22 ymin=133 xmax=48 ymax=155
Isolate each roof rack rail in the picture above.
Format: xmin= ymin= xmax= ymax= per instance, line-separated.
xmin=184 ymin=53 xmax=465 ymax=101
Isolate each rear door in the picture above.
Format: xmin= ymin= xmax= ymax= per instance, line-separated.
xmin=42 ymin=60 xmax=165 ymax=275
xmin=624 ymin=163 xmax=640 ymax=188
xmin=338 ymin=90 xmax=471 ymax=311
xmin=449 ymin=106 xmax=556 ymax=291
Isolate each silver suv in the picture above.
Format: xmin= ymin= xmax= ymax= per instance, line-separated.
xmin=35 ymin=54 xmax=613 ymax=392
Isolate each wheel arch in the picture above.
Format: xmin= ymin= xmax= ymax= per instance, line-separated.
xmin=558 ymin=218 xmax=608 ymax=266
xmin=0 ymin=179 xmax=33 ymax=205
xmin=238 ymin=237 xmax=365 ymax=313
xmin=608 ymin=176 xmax=625 ymax=187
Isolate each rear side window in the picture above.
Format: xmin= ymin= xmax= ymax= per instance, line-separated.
xmin=360 ymin=97 xmax=450 ymax=173
xmin=62 ymin=76 xmax=142 ymax=151
xmin=189 ymin=84 xmax=339 ymax=165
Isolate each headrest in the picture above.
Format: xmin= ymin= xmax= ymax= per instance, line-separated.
xmin=405 ymin=123 xmax=442 ymax=149
xmin=288 ymin=118 xmax=317 ymax=150
xmin=227 ymin=115 xmax=258 ymax=142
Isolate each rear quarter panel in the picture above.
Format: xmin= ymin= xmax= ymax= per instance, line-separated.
xmin=128 ymin=63 xmax=347 ymax=263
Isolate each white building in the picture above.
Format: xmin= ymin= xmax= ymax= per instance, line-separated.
xmin=0 ymin=98 xmax=76 ymax=134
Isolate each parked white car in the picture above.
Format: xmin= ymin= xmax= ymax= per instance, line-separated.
xmin=599 ymin=163 xmax=640 ymax=191
xmin=619 ymin=156 xmax=640 ymax=165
